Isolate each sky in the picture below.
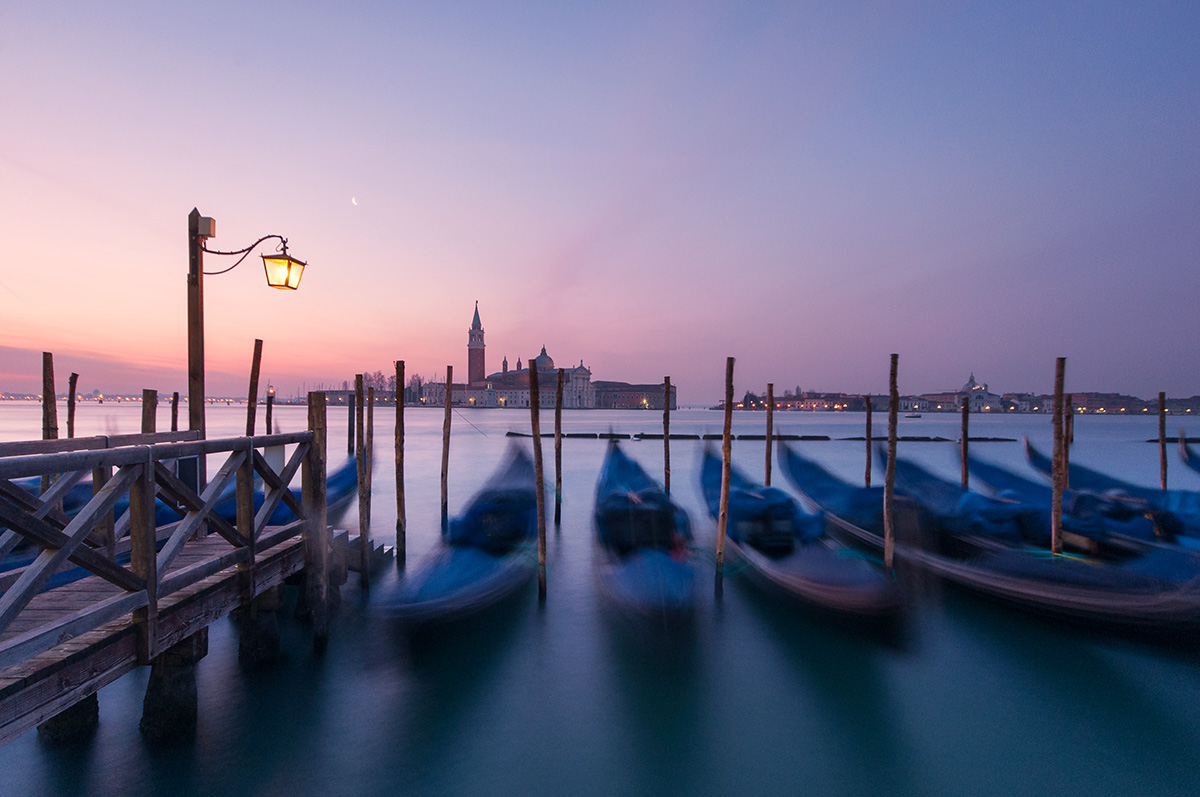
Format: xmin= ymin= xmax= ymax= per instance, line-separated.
xmin=1 ymin=1 xmax=1198 ymax=405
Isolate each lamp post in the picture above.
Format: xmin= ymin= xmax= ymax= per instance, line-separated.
xmin=186 ymin=207 xmax=306 ymax=443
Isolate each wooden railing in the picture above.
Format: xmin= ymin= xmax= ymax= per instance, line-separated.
xmin=0 ymin=428 xmax=326 ymax=670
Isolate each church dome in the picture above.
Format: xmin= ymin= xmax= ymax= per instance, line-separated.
xmin=532 ymin=346 xmax=554 ymax=372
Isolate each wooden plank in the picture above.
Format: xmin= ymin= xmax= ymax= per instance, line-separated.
xmin=153 ymin=454 xmax=247 ymax=572
xmin=251 ymin=445 xmax=307 ymax=536
xmin=0 ymin=470 xmax=144 ymax=595
xmin=0 ymin=592 xmax=146 ymax=672
xmin=0 ymin=631 xmax=139 ymax=747
xmin=129 ymin=456 xmax=158 ymax=663
xmin=0 ymin=437 xmax=108 ymax=458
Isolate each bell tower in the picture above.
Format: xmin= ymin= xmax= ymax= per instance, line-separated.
xmin=468 ymin=301 xmax=485 ymax=385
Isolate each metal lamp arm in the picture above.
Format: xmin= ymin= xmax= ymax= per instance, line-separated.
xmin=201 ymin=234 xmax=288 ymax=275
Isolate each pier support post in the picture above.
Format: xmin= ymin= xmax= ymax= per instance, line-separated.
xmin=140 ymin=629 xmax=208 ymax=743
xmin=37 ymin=693 xmax=99 ymax=744
xmin=303 ymin=393 xmax=330 ymax=651
xmin=238 ymin=585 xmax=284 ymax=670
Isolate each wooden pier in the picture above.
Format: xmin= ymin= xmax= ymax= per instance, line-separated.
xmin=0 ymin=415 xmax=336 ymax=746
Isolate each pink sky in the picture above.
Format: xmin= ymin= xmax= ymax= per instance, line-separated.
xmin=2 ymin=3 xmax=1198 ymax=405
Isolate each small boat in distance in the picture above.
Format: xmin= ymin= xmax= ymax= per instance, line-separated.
xmin=377 ymin=444 xmax=538 ymax=624
xmin=700 ymin=448 xmax=900 ymax=620
xmin=593 ymin=441 xmax=695 ymax=624
xmin=904 ymin=413 xmax=922 ymax=418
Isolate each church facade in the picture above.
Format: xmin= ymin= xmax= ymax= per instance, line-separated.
xmin=418 ymin=304 xmax=673 ymax=409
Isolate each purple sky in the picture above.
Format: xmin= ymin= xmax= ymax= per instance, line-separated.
xmin=2 ymin=2 xmax=1198 ymax=404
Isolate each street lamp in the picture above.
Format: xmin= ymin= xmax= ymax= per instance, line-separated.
xmin=187 ymin=208 xmax=307 ymax=441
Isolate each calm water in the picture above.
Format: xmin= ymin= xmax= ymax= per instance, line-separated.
xmin=3 ymin=402 xmax=1200 ymax=796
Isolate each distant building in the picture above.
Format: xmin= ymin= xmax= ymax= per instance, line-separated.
xmin=920 ymin=373 xmax=1002 ymax=412
xmin=417 ymin=304 xmax=672 ymax=409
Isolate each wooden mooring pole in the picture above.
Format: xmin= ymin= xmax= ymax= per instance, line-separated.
xmin=715 ymin=356 xmax=734 ymax=598
xmin=41 ymin=353 xmax=57 ymax=498
xmin=864 ymin=396 xmax=873 ymax=487
xmin=1063 ymin=393 xmax=1073 ymax=488
xmin=1050 ymin=357 xmax=1066 ymax=555
xmin=441 ymin=365 xmax=453 ymax=535
xmin=555 ymin=368 xmax=564 ymax=526
xmin=883 ymin=354 xmax=898 ymax=572
xmin=41 ymin=352 xmax=57 ymax=441
xmin=67 ymin=372 xmax=79 ymax=438
xmin=347 ymin=389 xmax=355 ymax=456
xmin=355 ymin=375 xmax=369 ymax=587
xmin=960 ymin=395 xmax=969 ymax=488
xmin=530 ymin=362 xmax=547 ymax=601
xmin=765 ymin=382 xmax=774 ymax=486
xmin=663 ymin=376 xmax=672 ymax=495
xmin=142 ymin=390 xmax=157 ymax=433
xmin=171 ymin=392 xmax=180 ymax=433
xmin=395 ymin=359 xmax=406 ymax=568
xmin=246 ymin=338 xmax=263 ymax=437
xmin=303 ymin=392 xmax=330 ymax=651
xmin=265 ymin=392 xmax=274 ymax=435
xmin=364 ymin=386 xmax=375 ymax=584
xmin=1159 ymin=391 xmax=1168 ymax=490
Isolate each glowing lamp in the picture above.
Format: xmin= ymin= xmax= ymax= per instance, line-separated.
xmin=262 ymin=245 xmax=306 ymax=290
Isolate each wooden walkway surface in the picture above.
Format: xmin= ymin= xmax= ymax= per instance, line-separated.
xmin=0 ymin=532 xmax=307 ymax=746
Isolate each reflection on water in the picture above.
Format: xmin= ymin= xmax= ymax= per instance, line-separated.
xmin=2 ymin=405 xmax=1200 ymax=795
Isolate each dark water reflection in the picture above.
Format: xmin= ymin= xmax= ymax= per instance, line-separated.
xmin=4 ymin=407 xmax=1200 ymax=796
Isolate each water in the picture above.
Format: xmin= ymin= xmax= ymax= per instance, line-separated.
xmin=3 ymin=402 xmax=1200 ymax=796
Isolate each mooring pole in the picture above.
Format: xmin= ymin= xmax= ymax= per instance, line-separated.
xmin=960 ymin=395 xmax=969 ymax=488
xmin=355 ymin=375 xmax=368 ymax=586
xmin=1051 ymin=357 xmax=1066 ymax=555
xmin=864 ymin=396 xmax=873 ymax=487
xmin=530 ymin=362 xmax=547 ymax=601
xmin=441 ymin=365 xmax=453 ymax=535
xmin=142 ymin=390 xmax=157 ymax=434
xmin=663 ymin=376 xmax=672 ymax=495
xmin=883 ymin=354 xmax=898 ymax=572
xmin=347 ymin=390 xmax=355 ymax=456
xmin=245 ymin=338 xmax=263 ymax=437
xmin=716 ymin=356 xmax=735 ymax=598
xmin=171 ymin=392 xmax=180 ymax=433
xmin=554 ymin=368 xmax=564 ymax=527
xmin=395 ymin=360 xmax=406 ymax=568
xmin=41 ymin=352 xmax=57 ymax=441
xmin=265 ymin=393 xmax=274 ymax=436
xmin=1160 ymin=391 xmax=1168 ymax=490
xmin=765 ymin=382 xmax=774 ymax=486
xmin=1063 ymin=393 xmax=1073 ymax=488
xmin=67 ymin=373 xmax=79 ymax=439
xmin=303 ymin=392 xmax=329 ymax=651
xmin=40 ymin=353 xmax=57 ymax=499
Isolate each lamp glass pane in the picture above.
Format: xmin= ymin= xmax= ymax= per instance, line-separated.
xmin=262 ymin=255 xmax=304 ymax=290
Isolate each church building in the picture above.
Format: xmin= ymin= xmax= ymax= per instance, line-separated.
xmin=418 ymin=304 xmax=673 ymax=409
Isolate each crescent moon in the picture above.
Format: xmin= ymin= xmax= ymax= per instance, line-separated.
xmin=351 ymin=196 xmax=358 ymax=206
